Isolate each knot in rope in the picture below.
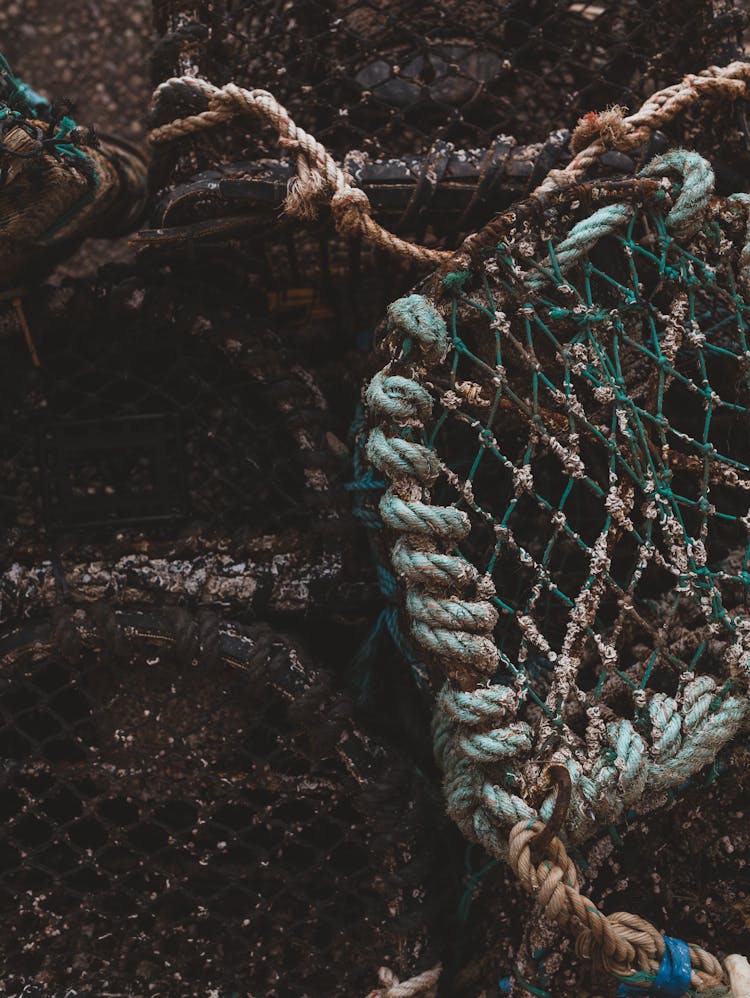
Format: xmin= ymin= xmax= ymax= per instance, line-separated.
xmin=331 ymin=186 xmax=371 ymax=237
xmin=148 ymin=77 xmax=451 ymax=267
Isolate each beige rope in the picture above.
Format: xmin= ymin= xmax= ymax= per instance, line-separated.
xmin=726 ymin=955 xmax=750 ymax=997
xmin=508 ymin=821 xmax=728 ymax=992
xmin=365 ymin=962 xmax=442 ymax=997
xmin=541 ymin=61 xmax=750 ymax=196
xmin=148 ymin=77 xmax=451 ymax=268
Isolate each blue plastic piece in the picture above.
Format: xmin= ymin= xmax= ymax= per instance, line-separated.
xmin=617 ymin=937 xmax=692 ymax=997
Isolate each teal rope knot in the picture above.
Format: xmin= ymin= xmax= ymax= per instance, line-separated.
xmin=386 ymin=294 xmax=449 ymax=362
xmin=640 ymin=150 xmax=715 ymax=239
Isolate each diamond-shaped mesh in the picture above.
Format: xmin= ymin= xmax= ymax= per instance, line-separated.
xmin=193 ymin=0 xmax=746 ymax=156
xmin=0 ymin=612 xmax=449 ymax=995
xmin=431 ymin=203 xmax=749 ymax=711
xmin=368 ymin=161 xmax=750 ymax=843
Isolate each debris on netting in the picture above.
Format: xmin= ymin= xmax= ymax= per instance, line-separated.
xmin=0 ymin=610 xmax=455 ymax=996
xmin=365 ymin=63 xmax=750 ymax=994
xmin=0 ymin=55 xmax=148 ymax=290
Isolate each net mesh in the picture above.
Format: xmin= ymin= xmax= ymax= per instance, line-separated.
xmin=0 ymin=613 xmax=451 ymax=996
xmin=434 ymin=194 xmax=748 ymax=707
xmin=3 ymin=1 xmax=750 ymax=993
xmin=213 ymin=0 xmax=746 ymax=157
xmin=367 ymin=156 xmax=750 ymax=861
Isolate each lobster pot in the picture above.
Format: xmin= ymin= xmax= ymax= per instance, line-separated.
xmin=0 ymin=269 xmax=344 ymax=580
xmin=0 ymin=613 xmax=448 ymax=995
xmin=209 ymin=0 xmax=742 ymax=155
xmin=145 ymin=0 xmax=750 ymax=365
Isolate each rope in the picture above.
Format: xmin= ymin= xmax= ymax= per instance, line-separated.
xmin=508 ymin=821 xmax=727 ymax=993
xmin=542 ymin=61 xmax=750 ymax=196
xmin=365 ymin=963 xmax=442 ymax=997
xmin=148 ymin=77 xmax=451 ymax=267
xmin=460 ymin=61 xmax=750 ymax=259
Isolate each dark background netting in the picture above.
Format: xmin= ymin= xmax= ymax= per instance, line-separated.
xmin=0 ymin=0 xmax=750 ymax=995
xmin=0 ymin=615 xmax=455 ymax=996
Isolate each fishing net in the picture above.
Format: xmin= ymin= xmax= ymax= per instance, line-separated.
xmin=364 ymin=64 xmax=750 ymax=994
xmin=0 ymin=610 xmax=453 ymax=996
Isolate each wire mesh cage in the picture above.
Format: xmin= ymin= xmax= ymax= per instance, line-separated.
xmin=0 ymin=610 xmax=454 ymax=996
xmin=143 ymin=0 xmax=750 ymax=357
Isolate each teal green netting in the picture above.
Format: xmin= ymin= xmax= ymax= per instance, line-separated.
xmin=438 ymin=205 xmax=749 ymax=699
xmin=367 ymin=156 xmax=750 ymax=848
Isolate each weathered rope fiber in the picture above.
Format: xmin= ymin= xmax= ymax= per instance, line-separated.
xmin=148 ymin=77 xmax=451 ymax=267
xmin=365 ymin=963 xmax=442 ymax=998
xmin=459 ymin=60 xmax=750 ymax=260
xmin=544 ymin=61 xmax=750 ymax=195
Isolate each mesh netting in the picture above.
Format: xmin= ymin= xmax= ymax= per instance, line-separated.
xmin=0 ymin=611 xmax=452 ymax=996
xmin=365 ymin=140 xmax=750 ymax=987
xmin=370 ymin=157 xmax=750 ymax=824
xmin=184 ymin=0 xmax=747 ymax=156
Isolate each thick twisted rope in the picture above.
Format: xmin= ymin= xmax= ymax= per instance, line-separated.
xmin=542 ymin=61 xmax=750 ymax=197
xmin=148 ymin=77 xmax=451 ymax=268
xmin=365 ymin=963 xmax=442 ymax=998
xmin=367 ymin=154 xmax=750 ymax=821
xmin=508 ymin=822 xmax=728 ymax=992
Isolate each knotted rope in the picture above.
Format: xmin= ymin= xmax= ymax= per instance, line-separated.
xmin=148 ymin=77 xmax=451 ymax=267
xmin=460 ymin=60 xmax=750 ymax=260
xmin=147 ymin=61 xmax=750 ymax=275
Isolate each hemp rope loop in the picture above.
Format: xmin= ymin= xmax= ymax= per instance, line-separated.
xmin=508 ymin=821 xmax=726 ymax=991
xmin=148 ymin=76 xmax=451 ymax=268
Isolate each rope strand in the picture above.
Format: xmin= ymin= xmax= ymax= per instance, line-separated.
xmin=148 ymin=77 xmax=451 ymax=267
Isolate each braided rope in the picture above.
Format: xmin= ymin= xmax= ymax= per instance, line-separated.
xmin=148 ymin=77 xmax=451 ymax=267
